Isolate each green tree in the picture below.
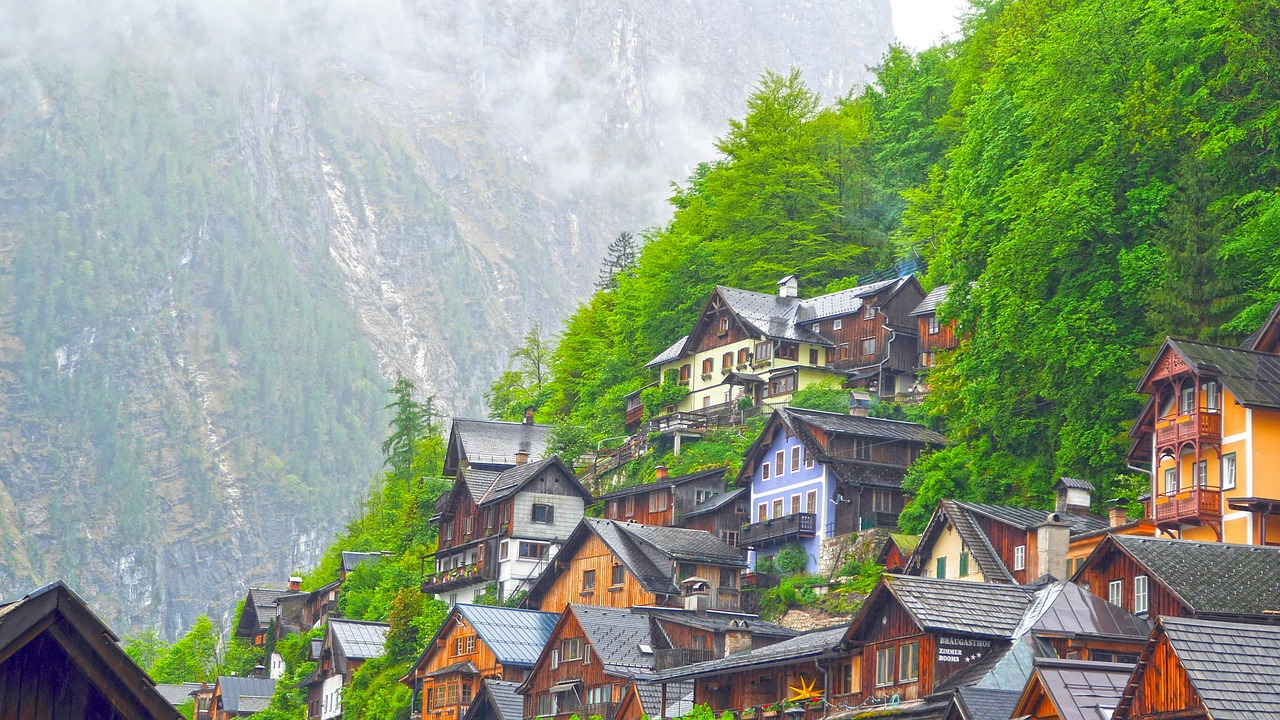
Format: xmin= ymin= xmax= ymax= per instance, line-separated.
xmin=788 ymin=382 xmax=850 ymax=414
xmin=150 ymin=615 xmax=219 ymax=683
xmin=596 ymin=231 xmax=639 ymax=291
xmin=383 ymin=374 xmax=437 ymax=487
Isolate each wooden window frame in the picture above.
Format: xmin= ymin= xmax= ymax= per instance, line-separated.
xmin=611 ymin=563 xmax=625 ymax=587
xmin=861 ymin=336 xmax=876 ymax=356
xmin=532 ymin=503 xmax=554 ymax=524
xmin=582 ymin=569 xmax=597 ymax=592
xmin=702 ymin=358 xmax=714 ymax=377
xmin=775 ymin=450 xmax=786 ymax=474
xmin=959 ymin=552 xmax=969 ymax=577
xmin=809 ymin=348 xmax=819 ymax=365
xmin=1164 ymin=466 xmax=1177 ymax=494
xmin=1013 ymin=545 xmax=1026 ymax=571
xmin=722 ymin=352 xmax=733 ymax=370
xmin=790 ymin=494 xmax=801 ymax=515
xmin=738 ymin=348 xmax=749 ymax=365
xmin=863 ymin=305 xmax=875 ymax=320
xmin=936 ymin=556 xmax=946 ymax=580
xmin=898 ymin=641 xmax=920 ymax=682
xmin=791 ymin=446 xmax=801 ymax=472
xmin=758 ymin=503 xmax=768 ymax=522
xmin=625 ymin=495 xmax=635 ymax=516
xmin=1134 ymin=575 xmax=1149 ymax=614
xmin=762 ymin=462 xmax=771 ymax=480
xmin=875 ymin=646 xmax=895 ymax=687
xmin=772 ymin=498 xmax=784 ymax=519
xmin=834 ymin=318 xmax=843 ymax=331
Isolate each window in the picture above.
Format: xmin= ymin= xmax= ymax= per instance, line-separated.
xmin=532 ymin=504 xmax=554 ymax=523
xmin=583 ymin=645 xmax=592 ymax=665
xmin=587 ymin=686 xmax=610 ymax=704
xmin=722 ymin=352 xmax=733 ymax=370
xmin=582 ymin=569 xmax=596 ymax=592
xmin=1164 ymin=467 xmax=1177 ymax=494
xmin=500 ymin=541 xmax=509 ymax=560
xmin=844 ymin=656 xmax=862 ymax=694
xmin=872 ymin=489 xmax=893 ymax=513
xmin=1179 ymin=385 xmax=1195 ymax=413
xmin=1108 ymin=579 xmax=1123 ymax=606
xmin=805 ymin=490 xmax=818 ymax=514
xmin=769 ymin=374 xmax=796 ymax=396
xmin=611 ymin=563 xmax=625 ymax=587
xmin=809 ymin=348 xmax=819 ymax=365
xmin=444 ymin=522 xmax=454 ymax=542
xmin=719 ymin=316 xmax=730 ymax=334
xmin=1014 ymin=545 xmax=1026 ymax=571
xmin=875 ymin=646 xmax=896 ymax=687
xmin=721 ymin=530 xmax=739 ymax=547
xmin=455 ymin=635 xmax=476 ymax=656
xmin=773 ymin=499 xmax=784 ymax=518
xmin=862 ymin=337 xmax=877 ymax=355
xmin=625 ymin=495 xmax=635 ymax=516
xmin=805 ymin=450 xmax=814 ymax=469
xmin=537 ymin=694 xmax=553 ymax=717
xmin=758 ymin=504 xmax=768 ymax=522
xmin=720 ymin=567 xmax=738 ymax=588
xmin=790 ymin=494 xmax=801 ymax=515
xmin=702 ymin=358 xmax=714 ymax=376
xmin=680 ymin=364 xmax=691 ymax=383
xmin=462 ymin=683 xmax=473 ymax=705
xmin=678 ymin=562 xmax=697 ymax=581
xmin=738 ymin=348 xmax=749 ymax=365
xmin=484 ymin=508 xmax=493 ymax=531
xmin=834 ymin=318 xmax=843 ymax=331
xmin=812 ymin=323 xmax=821 ymax=333
xmin=703 ymin=396 xmax=711 ymax=408
xmin=755 ymin=341 xmax=773 ymax=360
xmin=775 ymin=450 xmax=786 ymax=474
xmin=898 ymin=642 xmax=920 ymax=682
xmin=1134 ymin=575 xmax=1149 ymax=614
xmin=607 ymin=500 xmax=617 ymax=517
xmin=561 ymin=637 xmax=584 ymax=661
xmin=1203 ymin=381 xmax=1220 ymax=410
xmin=649 ymin=489 xmax=669 ymax=512
xmin=695 ymin=489 xmax=719 ymax=504
xmin=959 ymin=552 xmax=969 ymax=577
xmin=928 ymin=315 xmax=940 ymax=334
xmin=936 ymin=556 xmax=946 ymax=579
xmin=1195 ymin=459 xmax=1208 ymax=488
xmin=791 ymin=446 xmax=801 ymax=472
xmin=777 ymin=342 xmax=799 ymax=361
xmin=519 ymin=542 xmax=548 ymax=560
xmin=1223 ymin=453 xmax=1237 ymax=490
xmin=762 ymin=462 xmax=771 ymax=480
xmin=464 ymin=515 xmax=474 ymax=535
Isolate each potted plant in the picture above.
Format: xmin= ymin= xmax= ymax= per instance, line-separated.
xmin=740 ymin=709 xmax=757 ymax=720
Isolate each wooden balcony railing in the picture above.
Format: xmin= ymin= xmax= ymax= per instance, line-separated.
xmin=582 ymin=702 xmax=620 ymax=720
xmin=1153 ymin=488 xmax=1222 ymax=525
xmin=740 ymin=513 xmax=817 ymax=549
xmin=1155 ymin=411 xmax=1222 ymax=447
xmin=654 ymin=647 xmax=719 ymax=671
xmin=420 ymin=561 xmax=494 ymax=594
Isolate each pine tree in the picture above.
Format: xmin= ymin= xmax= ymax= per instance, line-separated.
xmin=382 ymin=374 xmax=436 ymax=487
xmin=596 ymin=231 xmax=638 ymax=291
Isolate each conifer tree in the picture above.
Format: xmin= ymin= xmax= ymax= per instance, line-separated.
xmin=596 ymin=231 xmax=638 ymax=291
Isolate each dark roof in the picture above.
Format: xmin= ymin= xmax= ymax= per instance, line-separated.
xmin=456 ymin=604 xmax=560 ymax=667
xmin=951 ymin=686 xmax=1020 ymax=720
xmin=1108 ymin=535 xmax=1280 ymax=616
xmin=953 ymin=501 xmax=1109 ymax=535
xmin=907 ymin=500 xmax=1014 ymax=583
xmin=632 ymin=606 xmax=797 ymax=639
xmin=449 ymin=418 xmax=553 ymax=467
xmin=217 ymin=676 xmax=277 ymax=715
xmin=154 ymin=683 xmax=204 ymax=705
xmin=636 ymin=680 xmax=694 ymax=718
xmin=659 ymin=626 xmax=847 ymax=680
xmin=910 ymin=283 xmax=950 ymax=317
xmin=683 ymin=487 xmax=747 ymax=518
xmin=242 ymin=587 xmax=299 ymax=632
xmin=341 ymin=551 xmax=391 ymax=573
xmin=1027 ymin=582 xmax=1151 ymax=640
xmin=645 ymin=336 xmax=689 ymax=368
xmin=1147 ymin=617 xmax=1280 ymax=719
xmin=1028 ymin=659 xmax=1132 ymax=720
xmin=571 ymin=604 xmax=658 ymax=676
xmin=464 ymin=680 xmax=525 ymax=720
xmin=459 ymin=468 xmax=502 ymax=504
xmin=329 ymin=619 xmax=389 ymax=660
xmin=478 ymin=456 xmax=591 ymax=505
xmin=1147 ymin=338 xmax=1280 ymax=410
xmin=797 ymin=277 xmax=908 ymax=322
xmin=591 ymin=519 xmax=745 ymax=595
xmin=423 ymin=660 xmax=481 ymax=678
xmin=782 ymin=407 xmax=949 ymax=445
xmin=878 ymin=575 xmax=1036 ymax=637
xmin=595 ymin=467 xmax=727 ymax=503
xmin=1055 ymin=476 xmax=1094 ymax=491
xmin=1240 ymin=298 xmax=1280 ymax=352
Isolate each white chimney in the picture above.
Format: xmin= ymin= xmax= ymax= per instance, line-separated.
xmin=778 ymin=275 xmax=799 ymax=299
xmin=1035 ymin=513 xmax=1072 ymax=580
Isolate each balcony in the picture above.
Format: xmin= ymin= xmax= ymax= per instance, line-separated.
xmin=654 ymin=647 xmax=718 ymax=671
xmin=1153 ymin=488 xmax=1222 ymax=526
xmin=1155 ymin=411 xmax=1222 ymax=448
xmin=739 ymin=513 xmax=817 ymax=549
xmin=420 ymin=561 xmax=495 ymax=594
xmin=582 ymin=703 xmax=620 ymax=720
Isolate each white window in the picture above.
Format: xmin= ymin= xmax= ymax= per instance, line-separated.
xmin=863 ymin=305 xmax=875 ymax=320
xmin=1013 ymin=545 xmax=1026 ymax=571
xmin=812 ymin=323 xmax=820 ymax=333
xmin=834 ymin=318 xmax=843 ymax=331
xmin=1108 ymin=579 xmax=1124 ymax=606
xmin=1222 ymin=453 xmax=1237 ymax=490
xmin=1195 ymin=460 xmax=1208 ymax=488
xmin=805 ymin=449 xmax=814 ymax=469
xmin=1180 ymin=385 xmax=1195 ymax=413
xmin=1134 ymin=575 xmax=1149 ymax=614
xmin=755 ymin=341 xmax=773 ymax=360
xmin=1164 ymin=467 xmax=1177 ymax=494
xmin=1203 ymin=381 xmax=1220 ymax=410
xmin=928 ymin=315 xmax=940 ymax=334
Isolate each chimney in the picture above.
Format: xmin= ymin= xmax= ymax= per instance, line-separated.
xmin=523 ymin=406 xmax=536 ymax=425
xmin=777 ymin=275 xmax=799 ymax=299
xmin=848 ymin=391 xmax=871 ymax=417
xmin=1035 ymin=513 xmax=1072 ymax=580
xmin=515 ymin=442 xmax=530 ymax=465
xmin=1054 ymin=477 xmax=1094 ymax=515
xmin=288 ymin=576 xmax=302 ymax=592
xmin=683 ymin=593 xmax=708 ymax=613
xmin=724 ymin=622 xmax=753 ymax=657
xmin=1109 ymin=501 xmax=1129 ymax=527
xmin=252 ymin=664 xmax=267 ymax=679
xmin=655 ymin=464 xmax=669 ymax=480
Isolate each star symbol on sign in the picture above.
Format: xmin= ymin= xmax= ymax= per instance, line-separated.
xmin=787 ymin=676 xmax=821 ymax=702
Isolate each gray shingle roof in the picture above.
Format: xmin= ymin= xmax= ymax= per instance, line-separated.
xmin=931 ymin=499 xmax=1015 ymax=583
xmin=954 ymin=501 xmax=1109 ymax=535
xmin=460 ymin=468 xmax=502 ymax=504
xmin=456 ymin=604 xmax=559 ymax=667
xmin=884 ymin=575 xmax=1035 ymax=637
xmin=632 ymin=606 xmax=797 ymax=639
xmin=587 ymin=519 xmax=745 ymax=596
xmin=951 ymin=686 xmax=1020 ymax=720
xmin=467 ymin=679 xmax=525 ymax=720
xmin=618 ymin=522 xmax=748 ymax=566
xmin=636 ymin=680 xmax=694 ymax=718
xmin=910 ymin=283 xmax=950 ymax=317
xmin=450 ymin=418 xmax=553 ymax=466
xmin=571 ymin=604 xmax=658 ymax=676
xmin=1158 ymin=339 xmax=1280 ymax=409
xmin=154 ymin=683 xmax=203 ymax=705
xmin=1150 ymin=617 xmax=1280 ymax=719
xmin=1112 ymin=535 xmax=1280 ymax=616
xmin=595 ymin=467 xmax=727 ymax=503
xmin=478 ymin=457 xmax=586 ymax=505
xmin=783 ymin=407 xmax=949 ymax=445
xmin=216 ymin=676 xmax=276 ymax=714
xmin=1055 ymin=476 xmax=1094 ymax=491
xmin=682 ymin=487 xmax=747 ymax=518
xmin=236 ymin=696 xmax=272 ymax=714
xmin=1031 ymin=659 xmax=1132 ymax=720
xmin=645 ymin=336 xmax=689 ymax=369
xmin=330 ymin=619 xmax=389 ymax=660
xmin=659 ymin=625 xmax=847 ymax=680
xmin=716 ymin=286 xmax=830 ymax=345
xmin=245 ymin=588 xmax=298 ymax=631
xmin=796 ymin=277 xmax=905 ymax=322
xmin=341 ymin=551 xmax=391 ymax=573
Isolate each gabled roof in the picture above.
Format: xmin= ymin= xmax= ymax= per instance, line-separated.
xmin=634 ymin=680 xmax=694 ymax=718
xmin=1138 ymin=337 xmax=1280 ymax=409
xmin=950 ymin=686 xmax=1021 ymax=720
xmin=463 ymin=679 xmax=525 ymax=720
xmin=910 ymin=283 xmax=950 ymax=317
xmin=1026 ymin=582 xmax=1151 ymax=640
xmin=595 ymin=467 xmax=727 ymax=503
xmin=456 ymin=604 xmax=560 ymax=667
xmin=1098 ymin=535 xmax=1280 ymax=617
xmin=445 ymin=417 xmax=553 ymax=473
xmin=1118 ymin=617 xmax=1280 ymax=719
xmin=904 ymin=499 xmax=1013 ymax=583
xmin=329 ymin=619 xmax=389 ymax=660
xmin=845 ymin=575 xmax=1035 ymax=644
xmin=478 ymin=456 xmax=592 ymax=505
xmin=714 ymin=286 xmax=830 ymax=345
xmin=216 ymin=676 xmax=276 ymax=715
xmin=645 ymin=336 xmax=689 ymax=369
xmin=1240 ymin=297 xmax=1280 ymax=353
xmin=571 ymin=604 xmax=660 ymax=676
xmin=950 ymin=500 xmax=1108 ymax=535
xmin=235 ymin=587 xmax=301 ymax=636
xmin=341 ymin=551 xmax=392 ymax=573
xmin=797 ymin=277 xmax=910 ymax=323
xmin=658 ymin=625 xmax=847 ymax=680
xmin=154 ymin=683 xmax=206 ymax=705
xmin=682 ymin=487 xmax=747 ymax=518
xmin=631 ymin=606 xmax=797 ymax=639
xmin=783 ymin=406 xmax=949 ymax=445
xmin=1017 ymin=659 xmax=1131 ymax=720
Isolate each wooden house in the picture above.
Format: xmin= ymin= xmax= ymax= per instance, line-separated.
xmin=642 ymin=275 xmax=925 ymax=427
xmin=0 ymin=581 xmax=183 ymax=720
xmin=191 ymin=684 xmax=215 ymax=720
xmin=427 ymin=456 xmax=593 ymax=605
xmin=461 ymin=679 xmax=525 ymax=720
xmin=444 ymin=412 xmax=553 ymax=477
xmin=276 ymin=578 xmax=341 ymax=639
xmin=522 ymin=518 xmax=747 ymax=614
xmin=736 ymin=407 xmax=946 ymax=571
xmin=400 ymin=604 xmax=558 ymax=720
xmin=1127 ymin=300 xmax=1280 ymax=545
xmin=938 ymin=687 xmax=1020 ymax=720
xmin=598 ymin=466 xmax=748 ymax=545
xmin=300 ymin=619 xmax=388 ymax=719
xmin=233 ymin=586 xmax=299 ymax=647
xmin=877 ymin=533 xmax=920 ymax=572
xmin=909 ymin=284 xmax=960 ymax=382
xmin=904 ymin=479 xmax=1151 ymax=585
xmin=1112 ymin=617 xmax=1280 ymax=719
xmin=210 ymin=677 xmax=275 ymax=719
xmin=1009 ymin=658 xmax=1132 ymax=720
xmin=1072 ymin=534 xmax=1280 ymax=621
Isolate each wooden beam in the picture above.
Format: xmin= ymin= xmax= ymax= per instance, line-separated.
xmin=45 ymin=618 xmax=164 ymax=720
xmin=0 ymin=614 xmax=56 ymax=667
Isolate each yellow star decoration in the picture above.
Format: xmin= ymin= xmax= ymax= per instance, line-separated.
xmin=787 ymin=676 xmax=821 ymax=702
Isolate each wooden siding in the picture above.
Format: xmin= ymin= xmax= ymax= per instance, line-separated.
xmin=1126 ymin=633 xmax=1206 ymax=719
xmin=1075 ymin=546 xmax=1190 ymax=619
xmin=409 ymin=615 xmax=510 ymax=720
xmin=603 ymin=488 xmax=675 ymax=527
xmin=532 ymin=534 xmax=659 ymax=613
xmin=692 ymin=300 xmax=754 ymax=353
xmin=693 ymin=661 xmax=829 ymax=714
xmin=970 ymin=515 xmax=1036 ymax=584
xmin=522 ymin=613 xmax=626 ymax=720
xmin=917 ymin=316 xmax=959 ymax=355
xmin=0 ymin=631 xmax=149 ymax=720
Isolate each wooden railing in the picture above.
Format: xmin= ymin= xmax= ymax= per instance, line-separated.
xmin=1155 ymin=411 xmax=1222 ymax=446
xmin=654 ymin=647 xmax=718 ymax=671
xmin=420 ymin=561 xmax=494 ymax=594
xmin=740 ymin=513 xmax=817 ymax=548
xmin=1153 ymin=488 xmax=1222 ymax=524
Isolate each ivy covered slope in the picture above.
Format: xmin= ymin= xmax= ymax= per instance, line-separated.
xmin=539 ymin=0 xmax=1280 ymax=528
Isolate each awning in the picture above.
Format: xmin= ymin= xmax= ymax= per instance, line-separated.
xmin=422 ymin=660 xmax=480 ymax=678
xmin=551 ymin=680 xmax=582 ymax=693
xmin=1227 ymin=497 xmax=1280 ymax=514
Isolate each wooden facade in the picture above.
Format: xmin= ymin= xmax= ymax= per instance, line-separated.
xmin=693 ymin=662 xmax=831 ymax=720
xmin=602 ymin=485 xmax=676 ymax=526
xmin=1073 ymin=539 xmax=1190 ymax=620
xmin=410 ymin=616 xmax=506 ymax=720
xmin=842 ymin=595 xmax=944 ymax=704
xmin=533 ymin=533 xmax=661 ymax=612
xmin=520 ymin=612 xmax=626 ymax=720
xmin=1121 ymin=633 xmax=1204 ymax=719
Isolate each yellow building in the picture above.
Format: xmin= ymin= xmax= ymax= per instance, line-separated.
xmin=639 ymin=275 xmax=925 ymax=423
xmin=1128 ymin=303 xmax=1280 ymax=545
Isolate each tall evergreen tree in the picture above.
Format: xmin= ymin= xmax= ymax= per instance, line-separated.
xmin=382 ymin=374 xmax=435 ymax=487
xmin=596 ymin=231 xmax=638 ymax=291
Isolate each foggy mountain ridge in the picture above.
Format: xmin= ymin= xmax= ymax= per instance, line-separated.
xmin=0 ymin=0 xmax=893 ymax=636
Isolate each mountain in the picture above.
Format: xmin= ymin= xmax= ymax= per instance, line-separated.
xmin=0 ymin=0 xmax=894 ymax=636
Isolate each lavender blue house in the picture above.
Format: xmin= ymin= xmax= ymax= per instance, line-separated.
xmin=735 ymin=407 xmax=947 ymax=572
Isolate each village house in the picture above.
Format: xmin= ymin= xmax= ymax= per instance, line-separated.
xmin=598 ymin=466 xmax=748 ymax=545
xmin=0 ymin=581 xmax=184 ymax=720
xmin=1009 ymin=658 xmax=1133 ymax=720
xmin=210 ymin=677 xmax=275 ymax=720
xmin=443 ymin=412 xmax=553 ymax=477
xmin=1072 ymin=534 xmax=1280 ymax=621
xmin=522 ymin=517 xmax=747 ymax=614
xmin=300 ymin=618 xmax=388 ymax=720
xmin=640 ymin=275 xmax=925 ymax=429
xmin=461 ymin=679 xmax=525 ymax=720
xmin=1127 ymin=299 xmax=1280 ymax=545
xmin=426 ymin=456 xmax=592 ymax=605
xmin=1112 ymin=616 xmax=1280 ymax=719
xmin=910 ymin=284 xmax=960 ymax=381
xmin=736 ymin=406 xmax=946 ymax=572
xmin=903 ymin=479 xmax=1150 ymax=584
xmin=876 ymin=533 xmax=920 ymax=572
xmin=233 ymin=585 xmax=297 ymax=647
xmin=399 ymin=603 xmax=558 ymax=720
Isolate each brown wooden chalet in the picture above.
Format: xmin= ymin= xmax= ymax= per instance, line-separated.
xmin=599 ymin=466 xmax=748 ymax=544
xmin=300 ymin=619 xmax=388 ymax=720
xmin=1072 ymin=534 xmax=1280 ymax=622
xmin=427 ymin=456 xmax=592 ymax=604
xmin=0 ymin=581 xmax=183 ymax=720
xmin=444 ymin=412 xmax=553 ymax=476
xmin=400 ymin=604 xmax=558 ymax=720
xmin=877 ymin=533 xmax=920 ymax=573
xmin=522 ymin=518 xmax=747 ymax=614
xmin=233 ymin=585 xmax=298 ymax=647
xmin=1113 ymin=616 xmax=1280 ymax=720
xmin=210 ymin=676 xmax=275 ymax=719
xmin=909 ymin=284 xmax=960 ymax=380
xmin=1009 ymin=658 xmax=1132 ymax=720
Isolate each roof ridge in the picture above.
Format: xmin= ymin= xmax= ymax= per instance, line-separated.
xmin=1168 ymin=336 xmax=1280 ymax=358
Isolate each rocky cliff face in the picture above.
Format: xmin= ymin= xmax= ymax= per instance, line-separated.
xmin=0 ymin=0 xmax=893 ymax=636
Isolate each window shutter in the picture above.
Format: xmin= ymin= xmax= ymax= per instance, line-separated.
xmin=547 ymin=505 xmax=554 ymax=523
